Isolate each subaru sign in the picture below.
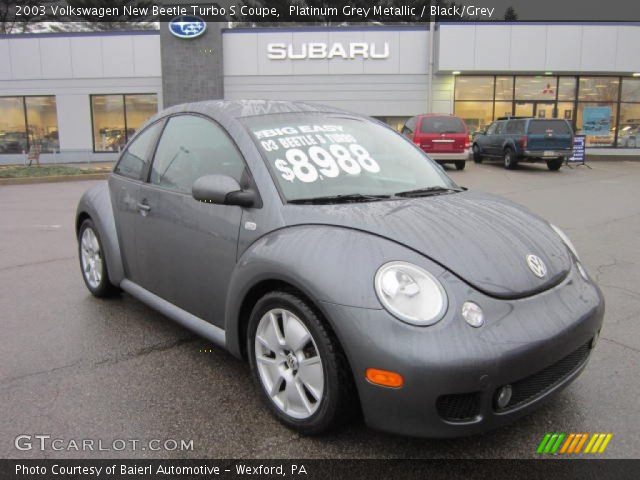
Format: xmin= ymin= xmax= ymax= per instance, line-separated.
xmin=169 ymin=16 xmax=206 ymax=39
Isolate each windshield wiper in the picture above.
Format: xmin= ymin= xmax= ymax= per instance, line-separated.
xmin=394 ymin=186 xmax=464 ymax=198
xmin=288 ymin=193 xmax=392 ymax=204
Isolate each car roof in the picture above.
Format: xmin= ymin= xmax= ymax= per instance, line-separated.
xmin=158 ymin=99 xmax=350 ymax=120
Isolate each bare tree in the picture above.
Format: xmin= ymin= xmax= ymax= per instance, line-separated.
xmin=0 ymin=0 xmax=56 ymax=33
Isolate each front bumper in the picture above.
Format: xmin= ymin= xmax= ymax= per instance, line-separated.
xmin=320 ymin=263 xmax=604 ymax=438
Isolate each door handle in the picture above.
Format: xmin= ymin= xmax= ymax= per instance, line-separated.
xmin=137 ymin=202 xmax=151 ymax=214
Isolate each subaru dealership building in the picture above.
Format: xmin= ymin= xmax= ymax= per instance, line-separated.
xmin=0 ymin=22 xmax=639 ymax=164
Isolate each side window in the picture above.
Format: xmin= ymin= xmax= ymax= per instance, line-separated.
xmin=506 ymin=120 xmax=525 ymax=134
xmin=150 ymin=115 xmax=246 ymax=194
xmin=114 ymin=122 xmax=162 ymax=180
xmin=486 ymin=122 xmax=498 ymax=135
xmin=495 ymin=122 xmax=506 ymax=134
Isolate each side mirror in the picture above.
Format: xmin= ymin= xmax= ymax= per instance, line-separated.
xmin=192 ymin=174 xmax=256 ymax=208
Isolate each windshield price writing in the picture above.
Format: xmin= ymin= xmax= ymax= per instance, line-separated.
xmin=252 ymin=125 xmax=381 ymax=183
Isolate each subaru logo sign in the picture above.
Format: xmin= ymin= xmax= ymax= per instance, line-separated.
xmin=169 ymin=16 xmax=206 ymax=39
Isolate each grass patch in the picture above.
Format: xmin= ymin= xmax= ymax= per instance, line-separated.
xmin=0 ymin=165 xmax=107 ymax=178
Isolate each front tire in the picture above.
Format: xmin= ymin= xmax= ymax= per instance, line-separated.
xmin=546 ymin=157 xmax=564 ymax=171
xmin=454 ymin=160 xmax=466 ymax=170
xmin=78 ymin=219 xmax=119 ymax=297
xmin=247 ymin=291 xmax=354 ymax=435
xmin=504 ymin=147 xmax=517 ymax=170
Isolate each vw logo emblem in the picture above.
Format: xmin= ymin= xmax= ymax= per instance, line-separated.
xmin=526 ymin=254 xmax=547 ymax=278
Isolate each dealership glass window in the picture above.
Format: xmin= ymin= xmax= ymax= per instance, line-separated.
xmin=454 ymin=76 xmax=494 ymax=100
xmin=578 ymin=77 xmax=619 ymax=102
xmin=25 ymin=97 xmax=59 ymax=153
xmin=454 ymin=101 xmax=493 ymax=132
xmin=576 ymin=103 xmax=617 ymax=147
xmin=374 ymin=116 xmax=410 ymax=133
xmin=494 ymin=76 xmax=514 ymax=100
xmin=91 ymin=94 xmax=158 ymax=152
xmin=558 ymin=102 xmax=575 ymax=121
xmin=0 ymin=96 xmax=59 ymax=154
xmin=494 ymin=102 xmax=513 ymax=120
xmin=0 ymin=97 xmax=27 ymax=154
xmin=618 ymin=103 xmax=640 ymax=148
xmin=621 ymin=78 xmax=640 ymax=102
xmin=558 ymin=77 xmax=577 ymax=101
xmin=515 ymin=76 xmax=558 ymax=101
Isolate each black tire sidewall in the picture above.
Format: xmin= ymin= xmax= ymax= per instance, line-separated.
xmin=247 ymin=291 xmax=344 ymax=434
xmin=455 ymin=160 xmax=466 ymax=170
xmin=504 ymin=148 xmax=516 ymax=169
xmin=472 ymin=144 xmax=482 ymax=163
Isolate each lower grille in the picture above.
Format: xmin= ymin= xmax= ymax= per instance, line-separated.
xmin=436 ymin=392 xmax=481 ymax=421
xmin=497 ymin=340 xmax=592 ymax=411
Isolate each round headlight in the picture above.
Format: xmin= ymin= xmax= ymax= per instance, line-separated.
xmin=550 ymin=224 xmax=579 ymax=260
xmin=374 ymin=261 xmax=448 ymax=326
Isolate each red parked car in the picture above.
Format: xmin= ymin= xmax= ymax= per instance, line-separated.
xmin=401 ymin=114 xmax=471 ymax=170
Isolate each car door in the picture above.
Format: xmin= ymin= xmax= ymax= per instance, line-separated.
xmin=135 ymin=114 xmax=250 ymax=327
xmin=108 ymin=121 xmax=164 ymax=284
xmin=488 ymin=121 xmax=506 ymax=155
xmin=479 ymin=121 xmax=498 ymax=155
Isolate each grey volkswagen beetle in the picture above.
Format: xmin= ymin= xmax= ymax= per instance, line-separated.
xmin=76 ymin=100 xmax=604 ymax=437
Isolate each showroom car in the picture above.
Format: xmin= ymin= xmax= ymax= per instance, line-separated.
xmin=401 ymin=114 xmax=470 ymax=170
xmin=472 ymin=117 xmax=574 ymax=170
xmin=76 ymin=100 xmax=604 ymax=438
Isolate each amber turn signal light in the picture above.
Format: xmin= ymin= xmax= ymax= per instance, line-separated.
xmin=365 ymin=368 xmax=404 ymax=388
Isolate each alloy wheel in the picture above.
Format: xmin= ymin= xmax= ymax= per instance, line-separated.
xmin=80 ymin=227 xmax=102 ymax=289
xmin=254 ymin=308 xmax=324 ymax=419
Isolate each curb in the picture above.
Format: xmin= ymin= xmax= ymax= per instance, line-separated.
xmin=0 ymin=173 xmax=109 ymax=186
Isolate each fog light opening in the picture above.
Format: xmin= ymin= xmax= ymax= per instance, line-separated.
xmin=495 ymin=385 xmax=513 ymax=409
xmin=462 ymin=301 xmax=484 ymax=328
xmin=591 ymin=331 xmax=600 ymax=349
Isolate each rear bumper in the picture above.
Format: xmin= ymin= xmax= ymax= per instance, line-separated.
xmin=523 ymin=150 xmax=572 ymax=158
xmin=320 ymin=264 xmax=604 ymax=438
xmin=427 ymin=150 xmax=471 ymax=161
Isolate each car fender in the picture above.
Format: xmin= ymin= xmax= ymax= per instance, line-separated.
xmin=75 ymin=181 xmax=125 ymax=285
xmin=223 ymin=224 xmax=447 ymax=358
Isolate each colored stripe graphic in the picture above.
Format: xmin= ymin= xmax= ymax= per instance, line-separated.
xmin=537 ymin=433 xmax=552 ymax=454
xmin=560 ymin=433 xmax=575 ymax=454
xmin=598 ymin=434 xmax=613 ymax=453
xmin=538 ymin=433 xmax=612 ymax=454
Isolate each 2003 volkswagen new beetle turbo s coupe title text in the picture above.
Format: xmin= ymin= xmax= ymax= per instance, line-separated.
xmin=76 ymin=100 xmax=604 ymax=438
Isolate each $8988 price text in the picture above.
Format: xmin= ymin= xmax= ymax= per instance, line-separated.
xmin=274 ymin=144 xmax=381 ymax=183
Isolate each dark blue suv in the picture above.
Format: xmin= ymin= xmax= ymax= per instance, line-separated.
xmin=472 ymin=118 xmax=574 ymax=170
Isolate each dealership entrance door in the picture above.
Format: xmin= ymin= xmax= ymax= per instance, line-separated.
xmin=514 ymin=101 xmax=557 ymax=119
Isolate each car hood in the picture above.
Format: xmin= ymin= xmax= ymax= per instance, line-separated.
xmin=281 ymin=191 xmax=571 ymax=299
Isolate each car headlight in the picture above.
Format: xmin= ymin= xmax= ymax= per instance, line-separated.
xmin=374 ymin=261 xmax=448 ymax=326
xmin=550 ymin=224 xmax=579 ymax=260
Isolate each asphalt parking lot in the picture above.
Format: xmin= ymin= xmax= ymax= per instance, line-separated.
xmin=1 ymin=160 xmax=639 ymax=459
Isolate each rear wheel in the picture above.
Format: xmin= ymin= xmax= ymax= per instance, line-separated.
xmin=454 ymin=160 xmax=466 ymax=170
xmin=472 ymin=144 xmax=483 ymax=163
xmin=78 ymin=219 xmax=119 ymax=297
xmin=503 ymin=147 xmax=517 ymax=170
xmin=248 ymin=291 xmax=355 ymax=435
xmin=546 ymin=157 xmax=564 ymax=171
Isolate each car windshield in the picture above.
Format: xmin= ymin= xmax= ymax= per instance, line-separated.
xmin=528 ymin=120 xmax=572 ymax=135
xmin=420 ymin=116 xmax=466 ymax=134
xmin=243 ymin=113 xmax=457 ymax=202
